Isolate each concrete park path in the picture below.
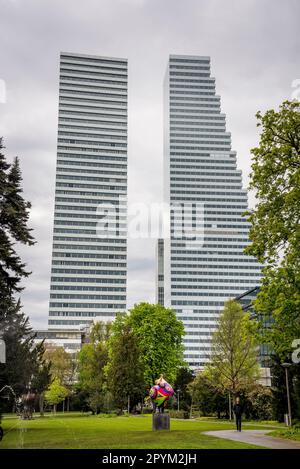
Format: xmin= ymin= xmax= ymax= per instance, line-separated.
xmin=203 ymin=429 xmax=300 ymax=449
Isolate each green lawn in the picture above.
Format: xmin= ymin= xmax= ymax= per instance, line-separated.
xmin=0 ymin=413 xmax=275 ymax=449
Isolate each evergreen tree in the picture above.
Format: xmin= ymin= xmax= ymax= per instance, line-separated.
xmin=0 ymin=138 xmax=37 ymax=407
xmin=0 ymin=139 xmax=34 ymax=297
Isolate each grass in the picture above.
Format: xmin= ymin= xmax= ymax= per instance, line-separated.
xmin=270 ymin=426 xmax=300 ymax=442
xmin=0 ymin=413 xmax=276 ymax=449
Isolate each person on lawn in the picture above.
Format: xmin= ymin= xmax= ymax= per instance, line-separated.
xmin=233 ymin=396 xmax=243 ymax=432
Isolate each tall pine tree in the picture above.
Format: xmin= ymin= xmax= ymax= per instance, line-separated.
xmin=0 ymin=138 xmax=39 ymax=412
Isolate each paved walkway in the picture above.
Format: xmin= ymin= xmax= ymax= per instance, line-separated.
xmin=203 ymin=429 xmax=300 ymax=449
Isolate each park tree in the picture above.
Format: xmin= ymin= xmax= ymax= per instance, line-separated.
xmin=106 ymin=314 xmax=145 ymax=413
xmin=31 ymin=351 xmax=52 ymax=416
xmin=0 ymin=138 xmax=40 ymax=408
xmin=126 ymin=303 xmax=185 ymax=386
xmin=77 ymin=322 xmax=111 ymax=413
xmin=245 ymin=100 xmax=300 ymax=357
xmin=206 ymin=300 xmax=260 ymax=406
xmin=188 ymin=371 xmax=227 ymax=418
xmin=44 ymin=345 xmax=75 ymax=387
xmin=45 ymin=377 xmax=69 ymax=413
xmin=0 ymin=139 xmax=34 ymax=298
xmin=173 ymin=367 xmax=194 ymax=410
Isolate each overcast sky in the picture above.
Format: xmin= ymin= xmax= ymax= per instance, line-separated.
xmin=0 ymin=0 xmax=299 ymax=329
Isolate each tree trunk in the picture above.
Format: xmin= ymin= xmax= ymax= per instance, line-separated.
xmin=53 ymin=404 xmax=56 ymax=414
xmin=229 ymin=391 xmax=232 ymax=420
xmin=39 ymin=393 xmax=44 ymax=416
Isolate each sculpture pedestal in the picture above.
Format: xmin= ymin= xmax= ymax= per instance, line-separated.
xmin=152 ymin=413 xmax=170 ymax=431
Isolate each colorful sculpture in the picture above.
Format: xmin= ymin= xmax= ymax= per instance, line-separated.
xmin=149 ymin=375 xmax=174 ymax=413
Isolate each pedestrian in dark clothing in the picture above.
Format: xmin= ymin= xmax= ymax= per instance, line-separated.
xmin=233 ymin=397 xmax=243 ymax=432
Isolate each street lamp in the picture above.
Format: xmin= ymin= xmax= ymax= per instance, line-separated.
xmin=177 ymin=389 xmax=180 ymax=412
xmin=282 ymin=363 xmax=292 ymax=427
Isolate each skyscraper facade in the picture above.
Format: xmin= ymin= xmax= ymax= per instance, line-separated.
xmin=163 ymin=54 xmax=262 ymax=369
xmin=155 ymin=239 xmax=165 ymax=305
xmin=48 ymin=52 xmax=127 ymax=330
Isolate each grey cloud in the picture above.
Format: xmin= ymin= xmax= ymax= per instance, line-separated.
xmin=0 ymin=0 xmax=299 ymax=328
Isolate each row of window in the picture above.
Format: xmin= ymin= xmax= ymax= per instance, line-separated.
xmin=170 ymin=91 xmax=215 ymax=97
xmin=170 ymin=84 xmax=214 ymax=90
xmin=55 ymin=195 xmax=126 ymax=204
xmin=171 ymin=171 xmax=238 ymax=177
xmin=57 ymin=152 xmax=127 ymax=161
xmin=171 ymin=278 xmax=259 ymax=284
xmin=171 ymin=190 xmax=245 ymax=197
xmin=171 ymin=256 xmax=258 ymax=264
xmin=171 ymin=136 xmax=230 ymax=143
xmin=170 ymin=78 xmax=214 ymax=84
xmin=59 ymin=117 xmax=127 ymax=127
xmin=170 ymin=197 xmax=247 ymax=203
xmin=56 ymin=167 xmax=126 ymax=181
xmin=54 ymin=206 xmax=125 ymax=213
xmin=51 ymin=277 xmax=126 ymax=283
xmin=53 ymin=236 xmax=126 ymax=243
xmin=60 ymin=110 xmax=127 ymax=120
xmin=170 ymin=102 xmax=220 ymax=109
xmin=50 ymin=294 xmax=126 ymax=300
xmin=50 ymin=302 xmax=125 ymax=308
xmin=170 ymin=117 xmax=225 ymax=123
xmin=171 ymin=287 xmax=256 ymax=294
xmin=57 ymin=160 xmax=127 ymax=170
xmin=170 ymin=64 xmax=210 ymax=70
xmin=57 ymin=182 xmax=125 ymax=191
xmin=171 ymin=183 xmax=242 ymax=189
xmin=61 ymin=54 xmax=127 ymax=65
xmin=53 ymin=252 xmax=126 ymax=259
xmin=172 ymin=261 xmax=261 ymax=270
xmin=60 ymin=95 xmax=127 ymax=106
xmin=58 ymin=145 xmax=127 ymax=154
xmin=171 ymin=95 xmax=219 ymax=102
xmin=58 ymin=138 xmax=127 ymax=148
xmin=55 ymin=214 xmax=126 ymax=222
xmin=48 ymin=319 xmax=114 ymax=325
xmin=60 ymin=67 xmax=127 ymax=79
xmin=60 ymin=88 xmax=127 ymax=99
xmin=58 ymin=131 xmax=127 ymax=140
xmin=51 ymin=286 xmax=126 ymax=291
xmin=59 ymin=124 xmax=127 ymax=133
xmin=60 ymin=102 xmax=127 ymax=114
xmin=173 ymin=300 xmax=229 ymax=306
xmin=60 ymin=85 xmax=127 ymax=96
xmin=55 ymin=192 xmax=125 ymax=201
xmin=171 ymin=272 xmax=261 ymax=277
xmin=172 ymin=237 xmax=249 ymax=248
xmin=52 ymin=260 xmax=126 ymax=267
xmin=60 ymin=75 xmax=127 ymax=87
xmin=171 ymin=248 xmax=249 ymax=255
xmin=51 ymin=269 xmax=126 ymax=275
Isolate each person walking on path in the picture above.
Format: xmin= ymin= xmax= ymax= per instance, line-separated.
xmin=233 ymin=396 xmax=243 ymax=432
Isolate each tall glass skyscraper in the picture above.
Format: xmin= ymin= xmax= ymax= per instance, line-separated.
xmin=48 ymin=52 xmax=127 ymax=330
xmin=163 ymin=54 xmax=262 ymax=369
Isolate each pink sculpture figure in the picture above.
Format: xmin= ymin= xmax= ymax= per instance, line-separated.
xmin=149 ymin=375 xmax=174 ymax=413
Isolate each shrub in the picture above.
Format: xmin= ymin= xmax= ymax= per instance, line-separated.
xmin=169 ymin=410 xmax=189 ymax=419
xmin=97 ymin=413 xmax=118 ymax=418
